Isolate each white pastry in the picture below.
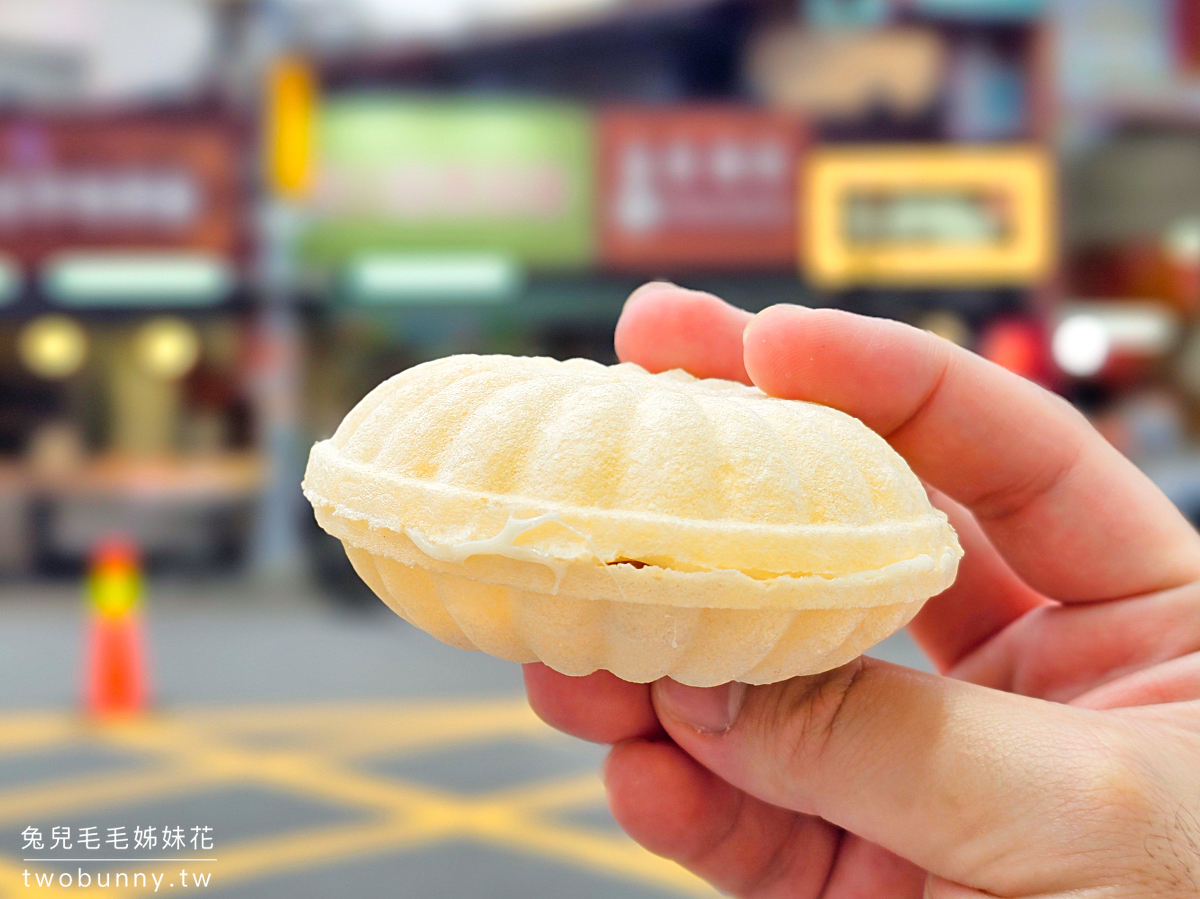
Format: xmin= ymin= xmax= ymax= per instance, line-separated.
xmin=303 ymin=354 xmax=961 ymax=686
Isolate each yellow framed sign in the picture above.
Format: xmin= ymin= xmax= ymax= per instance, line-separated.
xmin=803 ymin=145 xmax=1053 ymax=288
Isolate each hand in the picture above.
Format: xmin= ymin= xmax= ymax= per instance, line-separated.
xmin=524 ymin=283 xmax=1200 ymax=898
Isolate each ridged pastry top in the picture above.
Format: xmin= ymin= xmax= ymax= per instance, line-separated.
xmin=303 ymin=354 xmax=960 ymax=582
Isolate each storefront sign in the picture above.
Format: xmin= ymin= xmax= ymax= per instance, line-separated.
xmin=747 ymin=28 xmax=945 ymax=119
xmin=598 ymin=107 xmax=806 ymax=271
xmin=300 ymin=97 xmax=594 ymax=268
xmin=265 ymin=57 xmax=317 ymax=201
xmin=0 ymin=117 xmax=243 ymax=269
xmin=803 ymin=145 xmax=1054 ymax=287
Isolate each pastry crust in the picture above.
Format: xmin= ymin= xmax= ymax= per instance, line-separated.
xmin=303 ymin=354 xmax=962 ymax=685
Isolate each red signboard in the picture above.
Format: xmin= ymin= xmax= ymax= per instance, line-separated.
xmin=598 ymin=107 xmax=806 ymax=271
xmin=0 ymin=117 xmax=243 ymax=267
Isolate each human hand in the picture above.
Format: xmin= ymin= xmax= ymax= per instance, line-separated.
xmin=524 ymin=283 xmax=1200 ymax=898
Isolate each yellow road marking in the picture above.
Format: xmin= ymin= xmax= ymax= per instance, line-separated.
xmin=0 ymin=717 xmax=86 ymax=755
xmin=0 ymin=702 xmax=721 ymax=898
xmin=0 ymin=768 xmax=223 ymax=823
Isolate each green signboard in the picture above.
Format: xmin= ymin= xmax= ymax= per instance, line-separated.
xmin=299 ymin=97 xmax=595 ymax=269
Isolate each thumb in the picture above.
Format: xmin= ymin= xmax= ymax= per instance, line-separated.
xmin=651 ymin=658 xmax=1147 ymax=896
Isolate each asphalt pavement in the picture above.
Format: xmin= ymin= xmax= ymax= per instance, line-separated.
xmin=0 ymin=578 xmax=931 ymax=898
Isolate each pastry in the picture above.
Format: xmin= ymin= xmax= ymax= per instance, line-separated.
xmin=303 ymin=354 xmax=961 ymax=686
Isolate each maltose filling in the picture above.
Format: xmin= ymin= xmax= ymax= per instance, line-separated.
xmin=401 ymin=513 xmax=873 ymax=590
xmin=404 ymin=512 xmax=574 ymax=591
xmin=405 ymin=512 xmax=626 ymax=595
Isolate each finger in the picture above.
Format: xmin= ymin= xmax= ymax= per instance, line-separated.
xmin=742 ymin=305 xmax=1200 ymax=602
xmin=617 ymin=288 xmax=1054 ymax=665
xmin=925 ymin=875 xmax=996 ymax=899
xmin=908 ymin=489 xmax=1050 ymax=672
xmin=820 ymin=834 xmax=927 ymax=898
xmin=951 ymin=581 xmax=1200 ymax=701
xmin=650 ymin=660 xmax=1143 ymax=896
xmin=605 ymin=738 xmax=839 ymax=898
xmin=523 ymin=663 xmax=662 ymax=743
xmin=1072 ymin=652 xmax=1200 ymax=709
xmin=615 ymin=283 xmax=752 ymax=383
xmin=616 ymin=288 xmax=1055 ymax=666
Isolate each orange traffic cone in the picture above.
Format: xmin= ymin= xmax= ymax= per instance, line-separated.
xmin=84 ymin=537 xmax=149 ymax=717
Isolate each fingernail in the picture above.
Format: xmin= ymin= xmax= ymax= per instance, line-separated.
xmin=653 ymin=679 xmax=746 ymax=735
xmin=743 ymin=303 xmax=807 ymax=345
xmin=624 ymin=281 xmax=679 ymax=308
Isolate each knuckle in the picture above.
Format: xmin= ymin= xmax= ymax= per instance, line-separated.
xmin=753 ymin=658 xmax=870 ymax=777
xmin=1068 ymin=726 xmax=1200 ymax=896
xmin=1130 ymin=735 xmax=1200 ymax=896
xmin=1073 ymin=744 xmax=1153 ymax=824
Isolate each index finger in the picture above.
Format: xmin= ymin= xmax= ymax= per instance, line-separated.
xmin=743 ymin=305 xmax=1200 ymax=602
xmin=614 ymin=282 xmax=752 ymax=382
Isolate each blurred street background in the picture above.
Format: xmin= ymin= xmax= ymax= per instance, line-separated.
xmin=2 ymin=0 xmax=1200 ymax=894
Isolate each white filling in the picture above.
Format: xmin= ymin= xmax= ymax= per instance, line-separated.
xmin=403 ymin=512 xmax=632 ymax=600
xmin=404 ymin=513 xmax=574 ymax=593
